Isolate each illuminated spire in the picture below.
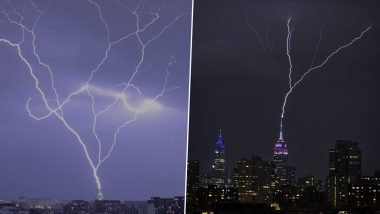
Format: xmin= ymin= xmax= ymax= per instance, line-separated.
xmin=212 ymin=128 xmax=226 ymax=187
xmin=216 ymin=128 xmax=224 ymax=150
xmin=279 ymin=120 xmax=284 ymax=141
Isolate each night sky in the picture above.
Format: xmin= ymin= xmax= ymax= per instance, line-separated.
xmin=188 ymin=0 xmax=380 ymax=180
xmin=0 ymin=0 xmax=191 ymax=200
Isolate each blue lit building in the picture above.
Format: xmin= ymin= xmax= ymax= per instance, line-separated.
xmin=211 ymin=129 xmax=226 ymax=187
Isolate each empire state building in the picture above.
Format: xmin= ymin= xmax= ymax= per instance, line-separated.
xmin=273 ymin=121 xmax=289 ymax=187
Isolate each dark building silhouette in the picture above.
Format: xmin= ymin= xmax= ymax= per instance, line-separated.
xmin=64 ymin=200 xmax=92 ymax=214
xmin=252 ymin=156 xmax=274 ymax=204
xmin=199 ymin=172 xmax=213 ymax=189
xmin=123 ymin=201 xmax=155 ymax=214
xmin=186 ymin=160 xmax=200 ymax=211
xmin=297 ymin=175 xmax=316 ymax=190
xmin=196 ymin=185 xmax=238 ymax=209
xmin=147 ymin=197 xmax=184 ymax=214
xmin=297 ymin=175 xmax=325 ymax=192
xmin=327 ymin=140 xmax=361 ymax=208
xmin=94 ymin=200 xmax=122 ymax=214
xmin=348 ymin=173 xmax=380 ymax=210
xmin=300 ymin=186 xmax=328 ymax=210
xmin=208 ymin=202 xmax=274 ymax=214
xmin=287 ymin=165 xmax=296 ymax=186
xmin=274 ymin=185 xmax=302 ymax=210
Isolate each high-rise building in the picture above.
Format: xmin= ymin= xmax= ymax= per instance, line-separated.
xmin=211 ymin=129 xmax=226 ymax=187
xmin=273 ymin=121 xmax=289 ymax=187
xmin=186 ymin=160 xmax=200 ymax=210
xmin=199 ymin=172 xmax=213 ymax=188
xmin=287 ymin=165 xmax=297 ymax=186
xmin=252 ymin=156 xmax=274 ymax=204
xmin=327 ymin=140 xmax=361 ymax=208
xmin=233 ymin=158 xmax=254 ymax=203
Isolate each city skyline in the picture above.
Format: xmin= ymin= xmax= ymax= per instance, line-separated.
xmin=188 ymin=128 xmax=380 ymax=180
xmin=191 ymin=127 xmax=377 ymax=180
xmin=188 ymin=0 xmax=380 ymax=180
xmin=0 ymin=196 xmax=185 ymax=214
xmin=186 ymin=138 xmax=380 ymax=212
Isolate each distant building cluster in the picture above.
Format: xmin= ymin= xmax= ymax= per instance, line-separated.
xmin=0 ymin=196 xmax=184 ymax=214
xmin=186 ymin=129 xmax=380 ymax=213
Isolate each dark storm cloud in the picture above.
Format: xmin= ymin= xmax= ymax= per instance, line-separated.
xmin=189 ymin=0 xmax=380 ymax=179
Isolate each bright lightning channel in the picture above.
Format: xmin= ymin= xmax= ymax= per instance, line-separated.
xmin=280 ymin=17 xmax=371 ymax=128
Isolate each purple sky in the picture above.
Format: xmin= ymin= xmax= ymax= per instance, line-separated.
xmin=0 ymin=0 xmax=192 ymax=200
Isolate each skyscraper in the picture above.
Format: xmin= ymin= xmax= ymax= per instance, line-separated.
xmin=252 ymin=156 xmax=274 ymax=204
xmin=186 ymin=160 xmax=200 ymax=210
xmin=211 ymin=129 xmax=226 ymax=187
xmin=273 ymin=121 xmax=289 ymax=187
xmin=327 ymin=140 xmax=361 ymax=208
xmin=234 ymin=158 xmax=254 ymax=203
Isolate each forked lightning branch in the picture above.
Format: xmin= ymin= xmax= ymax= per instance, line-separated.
xmin=0 ymin=0 xmax=189 ymax=199
xmin=278 ymin=18 xmax=371 ymax=134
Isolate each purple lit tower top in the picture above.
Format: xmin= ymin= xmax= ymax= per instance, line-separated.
xmin=274 ymin=120 xmax=288 ymax=155
xmin=273 ymin=120 xmax=290 ymax=186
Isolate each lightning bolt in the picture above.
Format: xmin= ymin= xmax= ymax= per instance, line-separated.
xmin=247 ymin=16 xmax=276 ymax=52
xmin=247 ymin=16 xmax=284 ymax=89
xmin=247 ymin=16 xmax=266 ymax=51
xmin=0 ymin=0 xmax=189 ymax=199
xmin=280 ymin=17 xmax=371 ymax=126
